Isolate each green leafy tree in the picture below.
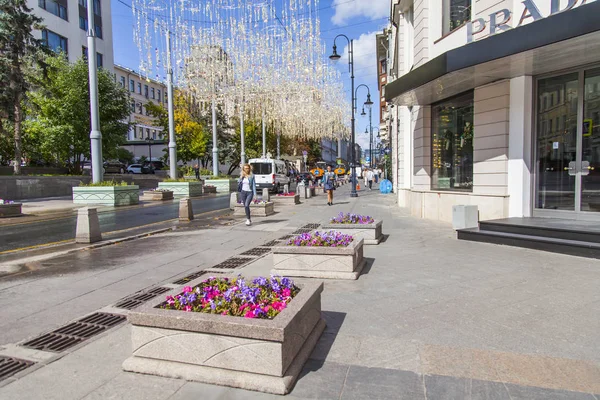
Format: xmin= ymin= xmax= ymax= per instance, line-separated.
xmin=25 ymin=55 xmax=130 ymax=173
xmin=0 ymin=0 xmax=47 ymax=174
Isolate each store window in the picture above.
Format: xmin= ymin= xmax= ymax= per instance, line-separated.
xmin=442 ymin=0 xmax=471 ymax=35
xmin=431 ymin=91 xmax=474 ymax=191
xmin=42 ymin=30 xmax=68 ymax=56
xmin=38 ymin=0 xmax=67 ymax=20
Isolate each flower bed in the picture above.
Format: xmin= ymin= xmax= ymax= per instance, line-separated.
xmin=141 ymin=189 xmax=174 ymax=201
xmin=158 ymin=181 xmax=203 ymax=197
xmin=271 ymin=192 xmax=300 ymax=206
xmin=272 ymin=231 xmax=365 ymax=280
xmin=203 ymin=185 xmax=217 ymax=194
xmin=123 ymin=275 xmax=325 ymax=395
xmin=233 ymin=199 xmax=275 ymax=217
xmin=321 ymin=213 xmax=384 ymax=245
xmin=0 ymin=199 xmax=22 ymax=218
xmin=72 ymin=185 xmax=140 ymax=206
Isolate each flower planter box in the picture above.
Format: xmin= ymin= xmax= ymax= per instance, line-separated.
xmin=203 ymin=186 xmax=217 ymax=194
xmin=272 ymin=238 xmax=365 ymax=280
xmin=321 ymin=220 xmax=383 ymax=245
xmin=141 ymin=190 xmax=174 ymax=201
xmin=233 ymin=201 xmax=275 ymax=217
xmin=272 ymin=193 xmax=301 ymax=206
xmin=72 ymin=185 xmax=140 ymax=206
xmin=122 ymin=277 xmax=325 ymax=395
xmin=205 ymin=179 xmax=237 ymax=193
xmin=0 ymin=203 xmax=22 ymax=218
xmin=157 ymin=181 xmax=203 ymax=197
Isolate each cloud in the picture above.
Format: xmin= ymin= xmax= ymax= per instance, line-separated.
xmin=339 ymin=30 xmax=378 ymax=73
xmin=331 ymin=0 xmax=389 ymax=26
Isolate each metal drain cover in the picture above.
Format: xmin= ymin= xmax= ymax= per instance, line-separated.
xmin=172 ymin=271 xmax=207 ymax=285
xmin=0 ymin=357 xmax=35 ymax=382
xmin=22 ymin=312 xmax=126 ymax=353
xmin=278 ymin=234 xmax=294 ymax=240
xmin=115 ymin=287 xmax=173 ymax=310
xmin=292 ymin=228 xmax=313 ymax=234
xmin=262 ymin=240 xmax=282 ymax=247
xmin=302 ymin=223 xmax=321 ymax=229
xmin=211 ymin=257 xmax=251 ymax=269
xmin=240 ymin=247 xmax=271 ymax=256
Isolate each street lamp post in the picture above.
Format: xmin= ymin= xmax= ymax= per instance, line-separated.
xmin=166 ymin=30 xmax=177 ymax=179
xmin=145 ymin=136 xmax=154 ymax=173
xmin=86 ymin=0 xmax=102 ymax=183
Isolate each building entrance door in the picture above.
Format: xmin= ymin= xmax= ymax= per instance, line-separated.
xmin=535 ymin=68 xmax=600 ymax=219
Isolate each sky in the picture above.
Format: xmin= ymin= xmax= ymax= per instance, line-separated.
xmin=110 ymin=0 xmax=390 ymax=152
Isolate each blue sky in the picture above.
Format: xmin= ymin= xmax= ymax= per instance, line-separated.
xmin=110 ymin=0 xmax=389 ymax=150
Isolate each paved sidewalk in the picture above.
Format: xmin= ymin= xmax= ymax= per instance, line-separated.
xmin=0 ymin=184 xmax=598 ymax=399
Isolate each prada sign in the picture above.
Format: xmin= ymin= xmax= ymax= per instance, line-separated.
xmin=467 ymin=0 xmax=596 ymax=42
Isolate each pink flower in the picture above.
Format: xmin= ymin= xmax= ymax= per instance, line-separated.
xmin=244 ymin=311 xmax=256 ymax=318
xmin=221 ymin=311 xmax=228 ymax=315
xmin=183 ymin=286 xmax=193 ymax=293
xmin=282 ymin=288 xmax=291 ymax=298
xmin=184 ymin=305 xmax=192 ymax=312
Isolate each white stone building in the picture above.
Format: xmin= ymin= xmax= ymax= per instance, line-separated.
xmin=384 ymin=0 xmax=600 ymax=222
xmin=29 ymin=0 xmax=114 ymax=71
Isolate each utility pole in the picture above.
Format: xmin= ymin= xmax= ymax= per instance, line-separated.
xmin=166 ymin=31 xmax=177 ymax=179
xmin=262 ymin=108 xmax=266 ymax=158
xmin=240 ymin=103 xmax=246 ymax=165
xmin=212 ymin=96 xmax=219 ymax=176
xmin=86 ymin=0 xmax=102 ymax=183
xmin=369 ymin=105 xmax=373 ymax=168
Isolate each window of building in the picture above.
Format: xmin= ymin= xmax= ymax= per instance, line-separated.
xmin=137 ymin=82 xmax=141 ymax=94
xmin=130 ymin=100 xmax=135 ymax=113
xmin=38 ymin=0 xmax=67 ymax=20
xmin=380 ymin=59 xmax=387 ymax=74
xmin=145 ymin=128 xmax=150 ymax=139
xmin=442 ymin=0 xmax=471 ymax=35
xmin=42 ymin=30 xmax=68 ymax=55
xmin=96 ymin=52 xmax=102 ymax=68
xmin=144 ymin=85 xmax=149 ymax=98
xmin=151 ymin=88 xmax=155 ymax=99
xmin=431 ymin=91 xmax=474 ymax=191
xmin=95 ymin=24 xmax=102 ymax=39
xmin=129 ymin=79 xmax=135 ymax=92
xmin=81 ymin=46 xmax=102 ymax=68
xmin=82 ymin=46 xmax=87 ymax=59
xmin=157 ymin=90 xmax=161 ymax=102
xmin=137 ymin=102 xmax=142 ymax=114
xmin=93 ymin=0 xmax=100 ymax=15
xmin=152 ymin=130 xmax=156 ymax=139
xmin=120 ymin=76 xmax=126 ymax=87
xmin=79 ymin=16 xmax=87 ymax=31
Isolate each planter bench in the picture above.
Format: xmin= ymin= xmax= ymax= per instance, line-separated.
xmin=205 ymin=179 xmax=237 ymax=193
xmin=72 ymin=185 xmax=140 ymax=206
xmin=321 ymin=220 xmax=383 ymax=245
xmin=272 ymin=238 xmax=365 ymax=280
xmin=122 ymin=277 xmax=325 ymax=395
xmin=0 ymin=203 xmax=22 ymax=218
xmin=141 ymin=190 xmax=174 ymax=201
xmin=203 ymin=186 xmax=217 ymax=194
xmin=272 ymin=193 xmax=301 ymax=206
xmin=157 ymin=181 xmax=203 ymax=198
xmin=234 ymin=202 xmax=275 ymax=217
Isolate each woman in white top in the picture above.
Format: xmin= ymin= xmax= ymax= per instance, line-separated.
xmin=238 ymin=164 xmax=257 ymax=226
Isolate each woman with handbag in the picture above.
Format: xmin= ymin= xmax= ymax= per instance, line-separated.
xmin=238 ymin=164 xmax=257 ymax=226
xmin=322 ymin=165 xmax=336 ymax=206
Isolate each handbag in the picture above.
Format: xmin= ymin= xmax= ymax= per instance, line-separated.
xmin=237 ymin=178 xmax=244 ymax=192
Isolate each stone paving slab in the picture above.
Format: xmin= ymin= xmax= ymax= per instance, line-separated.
xmin=0 ymin=184 xmax=599 ymax=399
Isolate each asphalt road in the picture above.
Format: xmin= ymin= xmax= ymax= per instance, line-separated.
xmin=0 ymin=195 xmax=231 ymax=253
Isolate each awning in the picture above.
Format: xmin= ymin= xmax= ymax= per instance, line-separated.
xmin=385 ymin=2 xmax=600 ymax=106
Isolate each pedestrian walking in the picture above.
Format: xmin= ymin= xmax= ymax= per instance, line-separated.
xmin=374 ymin=168 xmax=379 ymax=184
xmin=362 ymin=168 xmax=369 ymax=190
xmin=367 ymin=169 xmax=374 ymax=190
xmin=194 ymin=164 xmax=200 ymax=180
xmin=238 ymin=164 xmax=257 ymax=226
xmin=322 ymin=165 xmax=336 ymax=206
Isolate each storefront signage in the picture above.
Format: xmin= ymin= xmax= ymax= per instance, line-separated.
xmin=467 ymin=0 xmax=596 ymax=42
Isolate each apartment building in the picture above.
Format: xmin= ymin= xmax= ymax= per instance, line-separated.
xmin=375 ymin=31 xmax=389 ymax=143
xmin=28 ymin=0 xmax=114 ymax=71
xmin=114 ymin=64 xmax=168 ymax=160
xmin=384 ymin=0 xmax=600 ymax=223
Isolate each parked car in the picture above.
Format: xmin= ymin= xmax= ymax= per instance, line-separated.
xmin=103 ymin=160 xmax=126 ymax=174
xmin=141 ymin=160 xmax=165 ymax=174
xmin=127 ymin=164 xmax=143 ymax=174
xmin=249 ymin=158 xmax=291 ymax=193
xmin=296 ymin=172 xmax=315 ymax=186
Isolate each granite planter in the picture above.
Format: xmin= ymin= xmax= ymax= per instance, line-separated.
xmin=205 ymin=179 xmax=237 ymax=193
xmin=0 ymin=203 xmax=22 ymax=218
xmin=203 ymin=186 xmax=217 ymax=194
xmin=233 ymin=201 xmax=275 ymax=217
xmin=321 ymin=220 xmax=383 ymax=245
xmin=272 ymin=238 xmax=365 ymax=280
xmin=157 ymin=181 xmax=203 ymax=198
xmin=141 ymin=190 xmax=174 ymax=201
xmin=122 ymin=277 xmax=325 ymax=395
xmin=272 ymin=193 xmax=301 ymax=206
xmin=72 ymin=185 xmax=140 ymax=206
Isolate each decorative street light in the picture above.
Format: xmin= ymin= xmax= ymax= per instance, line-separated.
xmin=145 ymin=136 xmax=155 ymax=173
xmin=86 ymin=0 xmax=102 ymax=183
xmin=355 ymin=84 xmax=373 ymax=168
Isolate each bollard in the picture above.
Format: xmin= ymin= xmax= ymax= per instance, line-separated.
xmin=179 ymin=198 xmax=194 ymax=222
xmin=230 ymin=192 xmax=239 ymax=209
xmin=306 ymin=186 xmax=312 ymax=199
xmin=75 ymin=207 xmax=102 ymax=243
xmin=262 ymin=188 xmax=270 ymax=202
xmin=283 ymin=184 xmax=289 ymax=194
xmin=297 ymin=182 xmax=306 ymax=199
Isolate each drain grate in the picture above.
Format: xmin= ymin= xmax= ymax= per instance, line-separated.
xmin=22 ymin=312 xmax=126 ymax=353
xmin=302 ymin=223 xmax=321 ymax=229
xmin=172 ymin=271 xmax=207 ymax=285
xmin=240 ymin=247 xmax=271 ymax=256
xmin=279 ymin=234 xmax=294 ymax=240
xmin=211 ymin=257 xmax=251 ymax=269
xmin=261 ymin=240 xmax=282 ymax=247
xmin=292 ymin=228 xmax=313 ymax=234
xmin=0 ymin=357 xmax=35 ymax=382
xmin=115 ymin=287 xmax=172 ymax=310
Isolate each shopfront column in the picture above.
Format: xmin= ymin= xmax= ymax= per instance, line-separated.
xmin=508 ymin=75 xmax=533 ymax=217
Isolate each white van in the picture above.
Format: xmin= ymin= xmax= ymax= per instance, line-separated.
xmin=249 ymin=158 xmax=291 ymax=193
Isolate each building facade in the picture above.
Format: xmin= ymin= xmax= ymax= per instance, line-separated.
xmin=384 ymin=0 xmax=600 ymax=222
xmin=29 ymin=0 xmax=114 ymax=71
xmin=376 ymin=31 xmax=389 ymax=143
xmin=114 ymin=65 xmax=168 ymax=161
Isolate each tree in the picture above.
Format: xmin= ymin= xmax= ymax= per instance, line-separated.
xmin=25 ymin=55 xmax=130 ymax=173
xmin=0 ymin=0 xmax=46 ymax=174
xmin=146 ymin=91 xmax=208 ymax=164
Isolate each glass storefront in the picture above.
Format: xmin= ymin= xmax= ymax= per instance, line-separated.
xmin=535 ymin=67 xmax=600 ymax=216
xmin=431 ymin=92 xmax=474 ymax=191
